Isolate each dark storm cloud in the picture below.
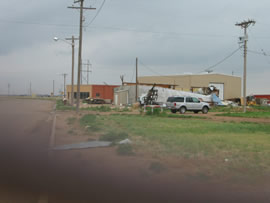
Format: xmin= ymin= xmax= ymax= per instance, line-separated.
xmin=0 ymin=0 xmax=270 ymax=94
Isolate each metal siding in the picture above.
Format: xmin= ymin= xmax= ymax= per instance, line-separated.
xmin=139 ymin=74 xmax=241 ymax=99
xmin=92 ymin=85 xmax=119 ymax=101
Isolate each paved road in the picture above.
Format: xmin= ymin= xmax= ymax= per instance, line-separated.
xmin=0 ymin=97 xmax=54 ymax=203
xmin=0 ymin=97 xmax=269 ymax=203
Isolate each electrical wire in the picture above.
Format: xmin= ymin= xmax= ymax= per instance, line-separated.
xmin=204 ymin=47 xmax=241 ymax=72
xmin=85 ymin=0 xmax=106 ymax=27
xmin=139 ymin=61 xmax=165 ymax=77
xmin=248 ymin=28 xmax=270 ymax=64
xmin=247 ymin=49 xmax=270 ymax=56
xmin=0 ymin=19 xmax=78 ymax=27
xmin=130 ymin=60 xmax=136 ymax=82
xmin=138 ymin=60 xmax=178 ymax=81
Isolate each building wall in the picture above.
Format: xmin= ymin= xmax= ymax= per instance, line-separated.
xmin=92 ymin=85 xmax=119 ymax=101
xmin=66 ymin=84 xmax=119 ymax=101
xmin=138 ymin=74 xmax=241 ymax=100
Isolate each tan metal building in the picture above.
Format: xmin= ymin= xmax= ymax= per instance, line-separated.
xmin=138 ymin=73 xmax=241 ymax=100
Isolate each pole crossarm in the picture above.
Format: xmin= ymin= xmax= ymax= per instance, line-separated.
xmin=235 ymin=20 xmax=256 ymax=29
xmin=67 ymin=6 xmax=96 ymax=10
xmin=68 ymin=0 xmax=96 ymax=112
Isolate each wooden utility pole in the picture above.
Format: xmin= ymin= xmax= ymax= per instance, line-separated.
xmin=53 ymin=80 xmax=55 ymax=96
xmin=65 ymin=36 xmax=79 ymax=106
xmin=61 ymin=73 xmax=68 ymax=97
xmin=135 ymin=57 xmax=138 ymax=102
xmin=235 ymin=19 xmax=256 ymax=113
xmin=87 ymin=60 xmax=90 ymax=85
xmin=30 ymin=82 xmax=32 ymax=96
xmin=68 ymin=0 xmax=96 ymax=113
xmin=8 ymin=83 xmax=10 ymax=96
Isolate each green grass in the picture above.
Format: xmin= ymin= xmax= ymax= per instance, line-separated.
xmin=79 ymin=113 xmax=270 ymax=176
xmin=81 ymin=105 xmax=112 ymax=112
xmin=117 ymin=144 xmax=134 ymax=156
xmin=66 ymin=117 xmax=76 ymax=125
xmin=56 ymin=100 xmax=75 ymax=111
xmin=99 ymin=131 xmax=129 ymax=143
xmin=143 ymin=108 xmax=207 ymax=119
xmin=217 ymin=111 xmax=270 ymax=118
xmin=210 ymin=106 xmax=243 ymax=112
xmin=211 ymin=105 xmax=270 ymax=113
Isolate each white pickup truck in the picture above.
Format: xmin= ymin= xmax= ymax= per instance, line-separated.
xmin=166 ymin=96 xmax=210 ymax=114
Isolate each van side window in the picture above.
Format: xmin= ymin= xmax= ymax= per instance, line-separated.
xmin=175 ymin=97 xmax=184 ymax=102
xmin=186 ymin=97 xmax=193 ymax=103
xmin=192 ymin=97 xmax=200 ymax=103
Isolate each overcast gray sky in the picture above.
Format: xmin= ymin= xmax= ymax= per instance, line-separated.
xmin=0 ymin=0 xmax=269 ymax=95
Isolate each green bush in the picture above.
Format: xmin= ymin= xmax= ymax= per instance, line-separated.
xmin=117 ymin=144 xmax=134 ymax=156
xmin=99 ymin=131 xmax=129 ymax=143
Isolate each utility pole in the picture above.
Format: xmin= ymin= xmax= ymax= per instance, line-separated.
xmin=68 ymin=0 xmax=96 ymax=113
xmin=60 ymin=73 xmax=68 ymax=97
xmin=65 ymin=36 xmax=79 ymax=106
xmin=235 ymin=19 xmax=256 ymax=113
xmin=30 ymin=82 xmax=32 ymax=96
xmin=135 ymin=57 xmax=138 ymax=102
xmin=8 ymin=83 xmax=10 ymax=96
xmin=53 ymin=80 xmax=55 ymax=96
xmin=81 ymin=60 xmax=92 ymax=84
xmin=87 ymin=60 xmax=90 ymax=85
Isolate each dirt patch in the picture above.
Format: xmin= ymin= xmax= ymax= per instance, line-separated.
xmin=177 ymin=112 xmax=270 ymax=124
xmin=52 ymin=110 xmax=270 ymax=202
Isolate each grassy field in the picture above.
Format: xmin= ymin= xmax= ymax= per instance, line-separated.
xmin=79 ymin=113 xmax=270 ymax=177
xmin=56 ymin=100 xmax=75 ymax=111
xmin=217 ymin=111 xmax=270 ymax=118
xmin=211 ymin=106 xmax=270 ymax=118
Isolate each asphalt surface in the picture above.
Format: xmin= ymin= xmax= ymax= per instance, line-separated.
xmin=0 ymin=97 xmax=54 ymax=202
xmin=0 ymin=97 xmax=269 ymax=203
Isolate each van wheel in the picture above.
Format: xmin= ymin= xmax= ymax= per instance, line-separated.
xmin=202 ymin=106 xmax=209 ymax=114
xmin=179 ymin=107 xmax=186 ymax=114
xmin=171 ymin=109 xmax=177 ymax=113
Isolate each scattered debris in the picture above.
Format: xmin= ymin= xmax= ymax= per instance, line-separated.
xmin=53 ymin=141 xmax=112 ymax=151
xmin=119 ymin=139 xmax=132 ymax=145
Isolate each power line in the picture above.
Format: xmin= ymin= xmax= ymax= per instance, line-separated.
xmin=138 ymin=60 xmax=178 ymax=81
xmin=87 ymin=25 xmax=239 ymax=38
xmin=247 ymin=49 xmax=270 ymax=56
xmin=130 ymin=61 xmax=136 ymax=82
xmin=0 ymin=19 xmax=78 ymax=28
xmin=248 ymin=28 xmax=270 ymax=64
xmin=204 ymin=47 xmax=241 ymax=72
xmin=139 ymin=61 xmax=165 ymax=77
xmin=85 ymin=0 xmax=106 ymax=27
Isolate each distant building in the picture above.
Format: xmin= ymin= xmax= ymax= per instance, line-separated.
xmin=138 ymin=73 xmax=241 ymax=100
xmin=66 ymin=84 xmax=119 ymax=102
